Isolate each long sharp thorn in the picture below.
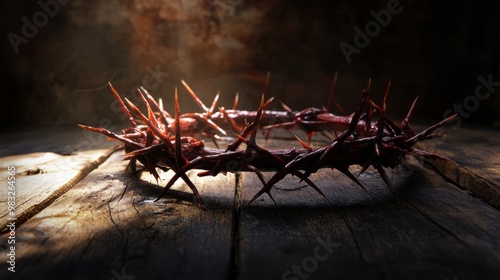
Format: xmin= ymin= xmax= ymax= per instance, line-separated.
xmin=232 ymin=92 xmax=239 ymax=110
xmin=383 ymin=78 xmax=391 ymax=112
xmin=109 ymin=82 xmax=137 ymax=127
xmin=405 ymin=113 xmax=458 ymax=146
xmin=267 ymin=192 xmax=277 ymax=205
xmin=326 ymin=71 xmax=338 ymax=112
xmin=174 ymin=88 xmax=186 ymax=166
xmin=333 ymin=100 xmax=346 ymax=115
xmin=208 ymin=92 xmax=220 ymax=118
xmin=294 ymin=135 xmax=312 ymax=151
xmin=181 ymin=80 xmax=209 ymax=112
xmin=357 ymin=155 xmax=374 ymax=177
xmin=364 ymin=78 xmax=372 ymax=94
xmin=263 ymin=71 xmax=271 ymax=96
xmin=402 ymin=96 xmax=419 ymax=130
xmin=247 ymin=190 xmax=265 ymax=206
xmin=292 ymin=171 xmax=326 ymax=199
xmin=337 ymin=167 xmax=368 ymax=192
xmin=280 ymin=101 xmax=294 ymax=115
xmin=139 ymin=87 xmax=172 ymax=131
xmin=375 ymin=165 xmax=399 ymax=203
xmin=78 ymin=124 xmax=143 ymax=148
xmin=155 ymin=172 xmax=181 ymax=201
xmin=179 ymin=172 xmax=204 ymax=207
xmin=126 ymin=99 xmax=178 ymax=157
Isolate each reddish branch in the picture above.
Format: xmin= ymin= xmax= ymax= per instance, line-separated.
xmin=79 ymin=78 xmax=456 ymax=206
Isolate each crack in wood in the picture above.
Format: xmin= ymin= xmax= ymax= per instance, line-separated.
xmin=226 ymin=172 xmax=242 ymax=280
xmin=0 ymin=145 xmax=121 ymax=234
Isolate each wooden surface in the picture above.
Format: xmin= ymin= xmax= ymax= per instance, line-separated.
xmin=415 ymin=125 xmax=500 ymax=208
xmin=0 ymin=125 xmax=499 ymax=280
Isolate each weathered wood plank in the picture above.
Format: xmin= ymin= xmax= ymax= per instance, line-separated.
xmin=0 ymin=150 xmax=235 ymax=280
xmin=415 ymin=125 xmax=500 ymax=208
xmin=238 ymin=139 xmax=500 ymax=280
xmin=0 ymin=126 xmax=121 ymax=232
xmin=0 ymin=149 xmax=119 ymax=231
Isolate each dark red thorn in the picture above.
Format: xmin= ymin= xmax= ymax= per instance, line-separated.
xmin=336 ymin=167 xmax=368 ymax=192
xmin=326 ymin=71 xmax=338 ymax=112
xmin=125 ymin=98 xmax=177 ymax=153
xmin=404 ymin=113 xmax=458 ymax=146
xmin=295 ymin=135 xmax=312 ymax=151
xmin=174 ymin=88 xmax=187 ymax=166
xmin=155 ymin=170 xmax=204 ymax=207
xmin=267 ymin=192 xmax=277 ymax=205
xmin=226 ymin=97 xmax=274 ymax=152
xmin=374 ymin=164 xmax=399 ymax=203
xmin=125 ymin=158 xmax=137 ymax=173
xmin=383 ymin=78 xmax=391 ymax=112
xmin=155 ymin=172 xmax=180 ymax=201
xmin=220 ymin=107 xmax=242 ymax=133
xmin=401 ymin=96 xmax=419 ymax=133
xmin=231 ymin=92 xmax=239 ymax=110
xmin=244 ymin=164 xmax=267 ymax=185
xmin=263 ymin=121 xmax=297 ymax=131
xmin=108 ymin=82 xmax=137 ymax=127
xmin=247 ymin=189 xmax=277 ymax=206
xmin=139 ymin=87 xmax=173 ymax=133
xmin=292 ymin=171 xmax=326 ymax=199
xmin=78 ymin=124 xmax=143 ymax=149
xmin=207 ymin=92 xmax=220 ymax=118
xmin=306 ymin=132 xmax=314 ymax=146
xmin=208 ymin=134 xmax=220 ymax=149
xmin=357 ymin=155 xmax=374 ymax=176
xmin=365 ymin=95 xmax=372 ymax=133
xmin=181 ymin=80 xmax=209 ymax=112
xmin=263 ymin=71 xmax=271 ymax=96
xmin=280 ymin=101 xmax=294 ymax=115
xmin=369 ymin=100 xmax=402 ymax=135
xmin=375 ymin=143 xmax=381 ymax=157
xmin=364 ymin=78 xmax=372 ymax=94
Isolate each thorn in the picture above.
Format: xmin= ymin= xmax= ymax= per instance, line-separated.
xmin=292 ymin=171 xmax=326 ymax=199
xmin=404 ymin=113 xmax=458 ymax=146
xmin=267 ymin=192 xmax=277 ymax=205
xmin=174 ymin=88 xmax=186 ymax=166
xmin=364 ymin=78 xmax=372 ymax=94
xmin=337 ymin=167 xmax=368 ymax=192
xmin=280 ymin=101 xmax=294 ymax=115
xmin=326 ymin=71 xmax=338 ymax=112
xmin=125 ymin=98 xmax=177 ymax=153
xmin=181 ymin=80 xmax=209 ymax=112
xmin=294 ymin=135 xmax=312 ymax=151
xmin=263 ymin=71 xmax=271 ymax=96
xmin=232 ymin=92 xmax=239 ymax=110
xmin=108 ymin=82 xmax=137 ymax=127
xmin=383 ymin=78 xmax=391 ymax=112
xmin=402 ymin=96 xmax=419 ymax=132
xmin=375 ymin=165 xmax=399 ymax=203
xmin=208 ymin=92 xmax=220 ymax=118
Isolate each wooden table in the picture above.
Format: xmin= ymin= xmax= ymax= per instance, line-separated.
xmin=0 ymin=125 xmax=499 ymax=280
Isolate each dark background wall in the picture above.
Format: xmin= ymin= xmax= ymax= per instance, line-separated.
xmin=1 ymin=0 xmax=499 ymax=129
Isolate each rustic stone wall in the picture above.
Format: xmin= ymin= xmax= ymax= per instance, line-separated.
xmin=2 ymin=0 xmax=499 ymax=128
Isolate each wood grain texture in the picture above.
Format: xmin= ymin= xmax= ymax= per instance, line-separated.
xmin=1 ymin=126 xmax=499 ymax=280
xmin=238 ymin=140 xmax=500 ymax=280
xmin=0 ymin=151 xmax=235 ymax=280
xmin=0 ymin=148 xmax=119 ymax=232
xmin=415 ymin=125 xmax=500 ymax=208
